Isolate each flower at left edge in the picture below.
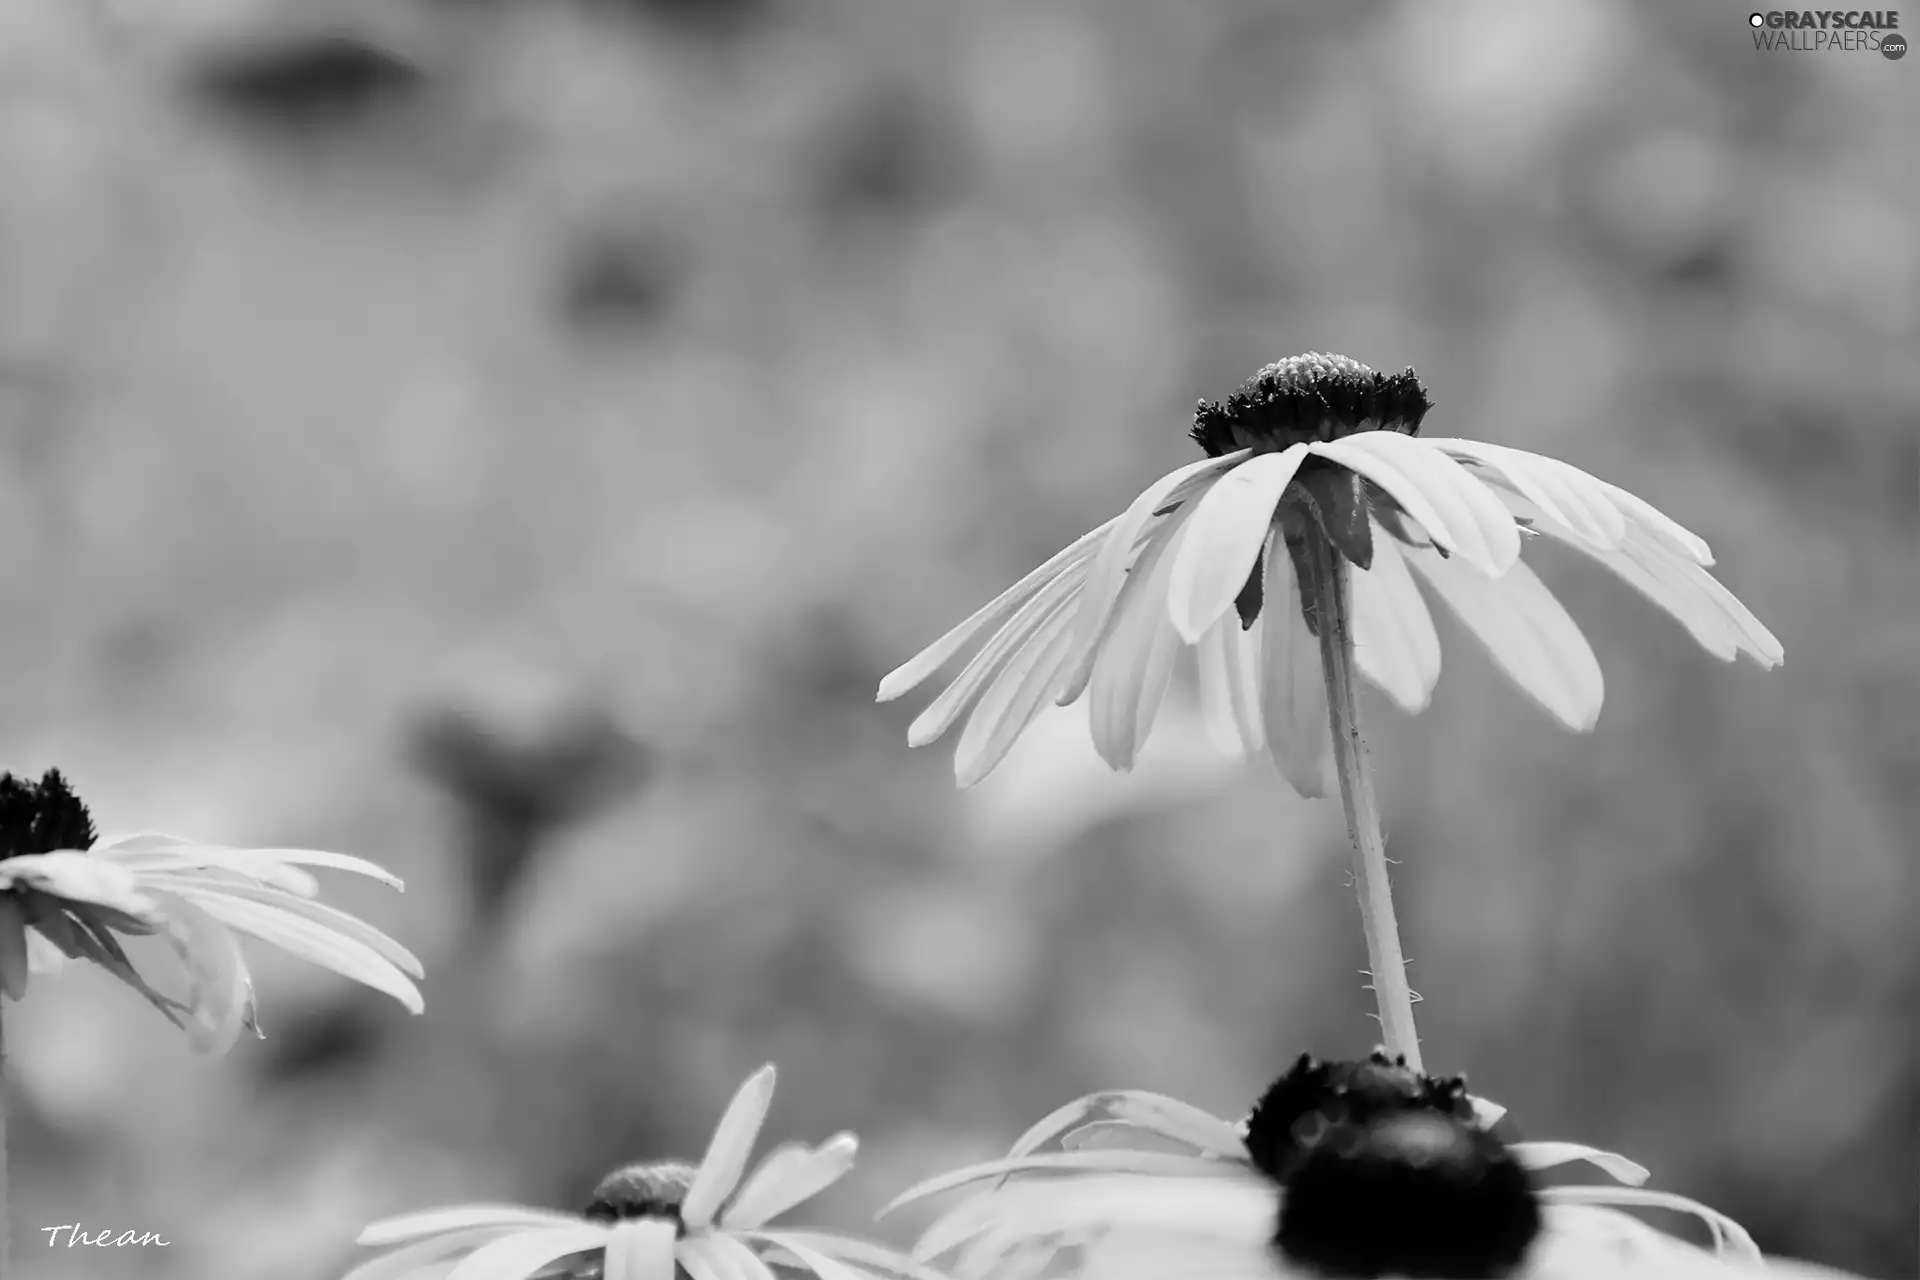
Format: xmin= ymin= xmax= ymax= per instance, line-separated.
xmin=0 ymin=768 xmax=423 ymax=1054
xmin=348 ymin=1063 xmax=952 ymax=1280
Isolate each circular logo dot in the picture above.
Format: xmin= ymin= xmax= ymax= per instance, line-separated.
xmin=1882 ymin=32 xmax=1907 ymax=59
xmin=1748 ymin=12 xmax=1765 ymax=26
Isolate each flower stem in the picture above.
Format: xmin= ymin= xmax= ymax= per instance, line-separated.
xmin=1 ymin=1004 xmax=10 ymax=1276
xmin=1301 ymin=531 xmax=1423 ymax=1073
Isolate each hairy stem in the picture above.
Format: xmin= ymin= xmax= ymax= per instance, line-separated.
xmin=1302 ymin=532 xmax=1423 ymax=1072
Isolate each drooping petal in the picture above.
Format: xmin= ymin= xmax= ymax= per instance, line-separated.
xmin=1195 ymin=612 xmax=1266 ymax=757
xmin=1308 ymin=434 xmax=1516 ymax=577
xmin=602 ymin=1219 xmax=678 ymax=1280
xmin=953 ymin=586 xmax=1086 ymax=787
xmin=344 ymin=1228 xmax=525 ymax=1280
xmin=682 ymin=1065 xmax=779 ymax=1229
xmin=1165 ymin=446 xmax=1309 ymax=643
xmin=0 ymin=853 xmax=156 ymax=917
xmin=907 ymin=566 xmax=1088 ymax=747
xmin=183 ymin=891 xmax=423 ymax=1014
xmin=1423 ymin=439 xmax=1625 ymax=550
xmin=1348 ymin=528 xmax=1441 ymax=714
xmin=1540 ymin=1186 xmax=1762 ymax=1262
xmin=1005 ymin=1091 xmax=1245 ymax=1162
xmin=360 ymin=1207 xmax=587 ymax=1248
xmin=446 ymin=1225 xmax=610 ymax=1280
xmin=1403 ymin=544 xmax=1605 ymax=731
xmin=161 ymin=875 xmax=424 ymax=978
xmin=1056 ymin=452 xmax=1249 ymax=704
xmin=1509 ymin=1140 xmax=1650 ymax=1185
xmin=723 ymin=1133 xmax=858 ymax=1230
xmin=679 ymin=1234 xmax=780 ymax=1280
xmin=23 ymin=926 xmax=64 ymax=978
xmin=154 ymin=893 xmax=258 ymax=1055
xmin=1259 ymin=542 xmax=1333 ymax=798
xmin=760 ymin=1232 xmax=949 ymax=1280
xmin=96 ymin=836 xmax=407 ymax=893
xmin=1489 ymin=491 xmax=1781 ymax=667
xmin=1344 ymin=432 xmax=1521 ymax=574
xmin=1088 ymin=507 xmax=1196 ymax=771
xmin=745 ymin=1232 xmax=873 ymax=1280
xmin=880 ymin=1152 xmax=1226 ymax=1220
xmin=877 ymin=516 xmax=1118 ymax=704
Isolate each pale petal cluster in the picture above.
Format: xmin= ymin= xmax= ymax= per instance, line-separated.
xmin=884 ymin=1089 xmax=1769 ymax=1280
xmin=880 ymin=432 xmax=1781 ymax=793
xmin=350 ymin=1065 xmax=942 ymax=1280
xmin=0 ymin=831 xmax=422 ymax=1053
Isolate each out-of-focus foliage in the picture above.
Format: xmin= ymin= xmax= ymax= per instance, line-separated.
xmin=0 ymin=0 xmax=1912 ymax=1276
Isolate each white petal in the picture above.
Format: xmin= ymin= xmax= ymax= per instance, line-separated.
xmin=447 ymin=1226 xmax=609 ymax=1280
xmin=182 ymin=890 xmax=423 ymax=1014
xmin=683 ymin=1064 xmax=779 ymax=1229
xmin=1195 ymin=612 xmax=1266 ymax=757
xmin=1540 ymin=1186 xmax=1762 ymax=1262
xmin=1088 ymin=507 xmax=1195 ymax=770
xmin=163 ymin=875 xmax=423 ymax=977
xmin=1404 ymin=545 xmax=1605 ymax=731
xmin=879 ymin=1151 xmax=1224 ymax=1220
xmin=761 ymin=1233 xmax=949 ymax=1280
xmin=722 ymin=1133 xmax=857 ymax=1230
xmin=1348 ymin=529 xmax=1441 ymax=714
xmin=23 ymin=926 xmax=64 ymax=978
xmin=603 ymin=1220 xmax=678 ymax=1280
xmin=1056 ymin=453 xmax=1248 ymax=703
xmin=1423 ymin=438 xmax=1626 ymax=550
xmin=1314 ymin=432 xmax=1519 ymax=576
xmin=906 ymin=563 xmax=1086 ymax=747
xmin=1165 ymin=446 xmax=1309 ymax=643
xmin=1494 ymin=491 xmax=1780 ymax=668
xmin=744 ymin=1233 xmax=871 ymax=1280
xmin=1465 ymin=1094 xmax=1507 ymax=1128
xmin=1003 ymin=1090 xmax=1244 ymax=1162
xmin=361 ymin=1208 xmax=588 ymax=1248
xmin=1510 ymin=1140 xmax=1650 ymax=1185
xmin=1597 ymin=475 xmax=1714 ymax=565
xmin=97 ymin=837 xmax=406 ymax=893
xmin=1259 ymin=541 xmax=1333 ymax=798
xmin=154 ymin=894 xmax=256 ymax=1055
xmin=0 ymin=853 xmax=155 ymax=916
xmin=344 ymin=1228 xmax=524 ymax=1280
xmin=952 ymin=585 xmax=1085 ymax=787
xmin=680 ymin=1234 xmax=779 ymax=1280
xmin=877 ymin=517 xmax=1116 ymax=704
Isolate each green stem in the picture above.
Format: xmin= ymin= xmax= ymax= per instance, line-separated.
xmin=1302 ymin=532 xmax=1423 ymax=1073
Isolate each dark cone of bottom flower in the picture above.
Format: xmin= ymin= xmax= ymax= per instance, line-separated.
xmin=582 ymin=1160 xmax=696 ymax=1229
xmin=1275 ymin=1111 xmax=1540 ymax=1280
xmin=1244 ymin=1051 xmax=1476 ymax=1185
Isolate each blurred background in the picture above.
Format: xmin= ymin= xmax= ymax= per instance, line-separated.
xmin=0 ymin=0 xmax=1914 ymax=1275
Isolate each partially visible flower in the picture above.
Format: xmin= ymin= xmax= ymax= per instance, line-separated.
xmin=349 ymin=1063 xmax=947 ymax=1280
xmin=885 ymin=1053 xmax=1772 ymax=1280
xmin=0 ymin=768 xmax=422 ymax=1054
xmin=878 ymin=353 xmax=1782 ymax=792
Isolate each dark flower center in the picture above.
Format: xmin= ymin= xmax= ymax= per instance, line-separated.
xmin=1243 ymin=1051 xmax=1475 ymax=1184
xmin=582 ymin=1160 xmax=696 ymax=1231
xmin=1275 ymin=1112 xmax=1541 ymax=1280
xmin=1242 ymin=1052 xmax=1539 ymax=1280
xmin=0 ymin=770 xmax=97 ymax=858
xmin=1190 ymin=353 xmax=1431 ymax=458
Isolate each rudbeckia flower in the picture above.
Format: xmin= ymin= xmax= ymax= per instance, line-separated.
xmin=878 ymin=353 xmax=1782 ymax=792
xmin=349 ymin=1063 xmax=946 ymax=1280
xmin=0 ymin=768 xmax=422 ymax=1054
xmin=885 ymin=1053 xmax=1780 ymax=1280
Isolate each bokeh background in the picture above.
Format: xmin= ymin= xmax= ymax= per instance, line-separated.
xmin=1 ymin=0 xmax=1914 ymax=1276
